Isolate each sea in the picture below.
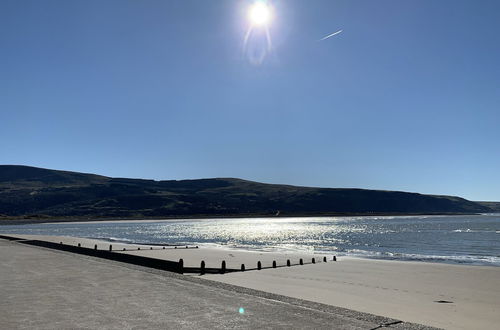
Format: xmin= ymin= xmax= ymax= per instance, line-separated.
xmin=1 ymin=214 xmax=500 ymax=266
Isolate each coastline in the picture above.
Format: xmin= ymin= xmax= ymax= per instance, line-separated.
xmin=206 ymin=256 xmax=500 ymax=329
xmin=0 ymin=212 xmax=485 ymax=226
xmin=3 ymin=237 xmax=432 ymax=330
xmin=2 ymin=214 xmax=499 ymax=268
xmin=2 ymin=234 xmax=499 ymax=329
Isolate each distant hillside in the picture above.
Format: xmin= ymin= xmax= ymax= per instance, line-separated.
xmin=0 ymin=165 xmax=493 ymax=219
xmin=476 ymin=202 xmax=500 ymax=212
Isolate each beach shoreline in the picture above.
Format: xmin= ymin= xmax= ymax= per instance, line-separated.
xmin=0 ymin=212 xmax=486 ymax=226
xmin=2 ymin=214 xmax=500 ymax=268
xmin=3 ymin=236 xmax=432 ymax=330
xmin=206 ymin=256 xmax=500 ymax=329
xmin=2 ymin=234 xmax=499 ymax=329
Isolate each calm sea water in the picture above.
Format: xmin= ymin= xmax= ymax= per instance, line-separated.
xmin=1 ymin=215 xmax=500 ymax=266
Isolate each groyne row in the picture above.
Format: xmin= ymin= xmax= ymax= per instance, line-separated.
xmin=0 ymin=234 xmax=336 ymax=275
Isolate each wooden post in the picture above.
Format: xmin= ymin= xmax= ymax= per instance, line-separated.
xmin=109 ymin=245 xmax=112 ymax=251
xmin=241 ymin=264 xmax=245 ymax=272
xmin=323 ymin=256 xmax=327 ymax=262
xmin=257 ymin=261 xmax=262 ymax=270
xmin=178 ymin=258 xmax=184 ymax=274
xmin=200 ymin=260 xmax=205 ymax=275
xmin=94 ymin=244 xmax=97 ymax=250
xmin=287 ymin=259 xmax=291 ymax=267
xmin=333 ymin=256 xmax=337 ymax=261
xmin=312 ymin=257 xmax=316 ymax=264
xmin=272 ymin=260 xmax=277 ymax=268
xmin=300 ymin=258 xmax=303 ymax=265
xmin=221 ymin=260 xmax=226 ymax=274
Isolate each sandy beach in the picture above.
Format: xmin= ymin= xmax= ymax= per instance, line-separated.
xmin=206 ymin=257 xmax=500 ymax=329
xmin=2 ymin=234 xmax=499 ymax=329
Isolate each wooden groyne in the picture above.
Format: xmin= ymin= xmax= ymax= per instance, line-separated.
xmin=0 ymin=234 xmax=336 ymax=275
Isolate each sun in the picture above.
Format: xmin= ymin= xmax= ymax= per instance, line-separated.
xmin=249 ymin=2 xmax=271 ymax=26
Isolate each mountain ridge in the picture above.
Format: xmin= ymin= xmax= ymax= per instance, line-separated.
xmin=0 ymin=165 xmax=493 ymax=219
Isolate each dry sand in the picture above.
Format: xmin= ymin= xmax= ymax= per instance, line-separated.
xmin=206 ymin=257 xmax=500 ymax=330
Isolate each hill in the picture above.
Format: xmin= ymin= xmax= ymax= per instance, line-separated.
xmin=0 ymin=165 xmax=493 ymax=219
xmin=476 ymin=202 xmax=500 ymax=212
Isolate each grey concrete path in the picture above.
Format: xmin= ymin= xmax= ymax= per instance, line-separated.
xmin=0 ymin=239 xmax=435 ymax=329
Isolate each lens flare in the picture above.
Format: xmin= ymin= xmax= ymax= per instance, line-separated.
xmin=243 ymin=2 xmax=274 ymax=65
xmin=249 ymin=2 xmax=271 ymax=26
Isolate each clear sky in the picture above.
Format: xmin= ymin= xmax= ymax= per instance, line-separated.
xmin=1 ymin=0 xmax=499 ymax=201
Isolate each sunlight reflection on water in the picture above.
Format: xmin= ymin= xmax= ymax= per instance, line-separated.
xmin=1 ymin=215 xmax=500 ymax=266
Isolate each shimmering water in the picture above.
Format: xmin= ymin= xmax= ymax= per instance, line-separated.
xmin=2 ymin=214 xmax=500 ymax=266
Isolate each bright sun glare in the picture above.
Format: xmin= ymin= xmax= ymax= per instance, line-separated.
xmin=249 ymin=2 xmax=271 ymax=26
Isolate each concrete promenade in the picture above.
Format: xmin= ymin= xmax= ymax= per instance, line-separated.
xmin=0 ymin=238 xmax=434 ymax=329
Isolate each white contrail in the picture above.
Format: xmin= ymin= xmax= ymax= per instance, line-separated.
xmin=319 ymin=29 xmax=343 ymax=41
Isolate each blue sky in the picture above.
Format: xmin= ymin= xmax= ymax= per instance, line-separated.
xmin=1 ymin=0 xmax=499 ymax=201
